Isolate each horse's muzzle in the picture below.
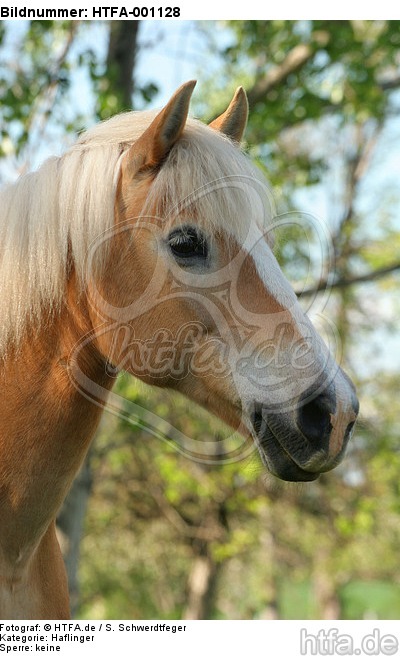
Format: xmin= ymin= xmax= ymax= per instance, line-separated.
xmin=251 ymin=384 xmax=359 ymax=482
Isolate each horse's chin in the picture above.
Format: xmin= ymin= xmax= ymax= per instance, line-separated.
xmin=251 ymin=408 xmax=321 ymax=483
xmin=258 ymin=430 xmax=320 ymax=482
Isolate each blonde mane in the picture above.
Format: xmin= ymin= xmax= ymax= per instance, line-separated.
xmin=0 ymin=110 xmax=272 ymax=355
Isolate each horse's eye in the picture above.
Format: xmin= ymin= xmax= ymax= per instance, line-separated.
xmin=168 ymin=227 xmax=208 ymax=263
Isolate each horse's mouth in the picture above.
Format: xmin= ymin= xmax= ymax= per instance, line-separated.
xmin=251 ymin=406 xmax=320 ymax=482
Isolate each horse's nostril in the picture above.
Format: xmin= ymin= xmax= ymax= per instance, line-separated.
xmin=352 ymin=396 xmax=360 ymax=416
xmin=345 ymin=420 xmax=356 ymax=441
xmin=296 ymin=393 xmax=334 ymax=447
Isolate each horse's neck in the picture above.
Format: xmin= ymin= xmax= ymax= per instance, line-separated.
xmin=0 ymin=282 xmax=113 ymax=571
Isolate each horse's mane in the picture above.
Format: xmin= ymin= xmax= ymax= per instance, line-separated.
xmin=0 ymin=110 xmax=273 ymax=355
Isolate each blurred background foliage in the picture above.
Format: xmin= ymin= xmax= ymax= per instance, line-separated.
xmin=1 ymin=19 xmax=400 ymax=619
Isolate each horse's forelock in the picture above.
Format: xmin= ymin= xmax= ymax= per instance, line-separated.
xmin=0 ymin=111 xmax=273 ymax=355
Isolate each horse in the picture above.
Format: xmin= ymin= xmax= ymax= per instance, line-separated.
xmin=0 ymin=81 xmax=359 ymax=619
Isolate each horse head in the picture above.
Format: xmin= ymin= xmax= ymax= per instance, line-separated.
xmin=86 ymin=81 xmax=359 ymax=482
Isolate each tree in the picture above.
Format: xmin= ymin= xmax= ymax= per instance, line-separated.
xmin=2 ymin=19 xmax=400 ymax=619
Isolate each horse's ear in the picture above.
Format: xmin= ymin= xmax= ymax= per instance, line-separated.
xmin=123 ymin=80 xmax=196 ymax=175
xmin=209 ymin=87 xmax=248 ymax=143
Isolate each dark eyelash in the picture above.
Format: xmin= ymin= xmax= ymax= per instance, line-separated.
xmin=168 ymin=227 xmax=208 ymax=261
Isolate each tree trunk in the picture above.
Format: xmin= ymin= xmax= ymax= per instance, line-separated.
xmin=258 ymin=505 xmax=280 ymax=619
xmin=106 ymin=20 xmax=139 ymax=109
xmin=56 ymin=455 xmax=93 ymax=616
xmin=312 ymin=545 xmax=341 ymax=619
xmin=183 ymin=544 xmax=220 ymax=620
xmin=183 ymin=554 xmax=219 ymax=620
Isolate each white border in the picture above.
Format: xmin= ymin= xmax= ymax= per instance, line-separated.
xmin=2 ymin=1 xmax=400 ymax=20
